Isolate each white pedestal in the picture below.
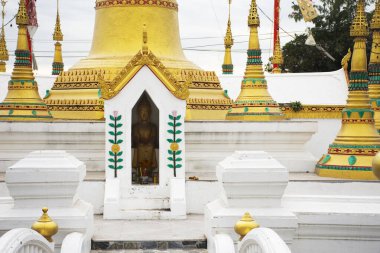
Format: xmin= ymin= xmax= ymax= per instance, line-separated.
xmin=0 ymin=151 xmax=94 ymax=253
xmin=205 ymin=151 xmax=298 ymax=253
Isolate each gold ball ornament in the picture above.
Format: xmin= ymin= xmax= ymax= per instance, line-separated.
xmin=31 ymin=207 xmax=58 ymax=242
xmin=372 ymin=152 xmax=380 ymax=180
xmin=170 ymin=142 xmax=179 ymax=151
xmin=234 ymin=212 xmax=260 ymax=240
xmin=112 ymin=144 xmax=120 ymax=154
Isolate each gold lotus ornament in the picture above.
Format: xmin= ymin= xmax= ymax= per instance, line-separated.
xmin=31 ymin=207 xmax=58 ymax=242
xmin=234 ymin=212 xmax=260 ymax=240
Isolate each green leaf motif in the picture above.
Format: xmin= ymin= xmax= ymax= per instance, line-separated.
xmin=167 ymin=139 xmax=174 ymax=143
xmin=169 ymin=115 xmax=174 ymax=120
xmin=176 ymin=115 xmax=181 ymax=120
xmin=109 ymin=151 xmax=115 ymax=156
xmin=175 ymin=157 xmax=183 ymax=162
xmin=108 ymin=158 xmax=115 ymax=163
xmin=168 ymin=122 xmax=174 ymax=127
xmin=168 ymin=150 xmax=173 ymax=155
xmin=109 ymin=123 xmax=115 ymax=128
xmin=168 ymin=164 xmax=174 ymax=168
xmin=109 ymin=131 xmax=115 ymax=136
xmin=110 ymin=115 xmax=115 ymax=121
xmin=175 ymin=150 xmax=182 ymax=155
xmin=117 ymin=139 xmax=123 ymax=144
xmin=117 ymin=151 xmax=123 ymax=156
xmin=175 ymin=130 xmax=182 ymax=134
xmin=117 ymin=158 xmax=123 ymax=163
xmin=116 ymin=123 xmax=123 ymax=128
xmin=108 ymin=139 xmax=115 ymax=144
xmin=176 ymin=164 xmax=183 ymax=168
xmin=116 ymin=115 xmax=122 ymax=121
xmin=108 ymin=165 xmax=115 ymax=169
xmin=116 ymin=166 xmax=123 ymax=170
xmin=175 ymin=122 xmax=182 ymax=127
xmin=168 ymin=157 xmax=174 ymax=161
xmin=348 ymin=155 xmax=357 ymax=166
xmin=116 ymin=131 xmax=123 ymax=136
xmin=175 ymin=138 xmax=182 ymax=143
xmin=168 ymin=130 xmax=174 ymax=134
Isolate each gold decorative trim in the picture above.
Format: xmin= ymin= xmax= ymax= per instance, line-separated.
xmin=101 ymin=49 xmax=189 ymax=100
xmin=187 ymin=104 xmax=231 ymax=111
xmin=47 ymin=105 xmax=104 ymax=112
xmin=280 ymin=104 xmax=344 ymax=119
xmin=96 ymin=0 xmax=178 ymax=11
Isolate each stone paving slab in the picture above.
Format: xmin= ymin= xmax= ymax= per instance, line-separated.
xmin=91 ymin=250 xmax=207 ymax=253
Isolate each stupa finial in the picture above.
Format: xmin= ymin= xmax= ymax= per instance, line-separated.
xmin=0 ymin=0 xmax=9 ymax=72
xmin=350 ymin=0 xmax=369 ymax=38
xmin=222 ymin=0 xmax=234 ymax=74
xmin=53 ymin=0 xmax=63 ymax=42
xmin=272 ymin=32 xmax=283 ymax=74
xmin=16 ymin=0 xmax=28 ymax=26
xmin=248 ymin=0 xmax=260 ymax=27
xmin=52 ymin=0 xmax=64 ymax=75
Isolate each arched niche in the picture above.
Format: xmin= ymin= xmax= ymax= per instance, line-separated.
xmin=131 ymin=91 xmax=160 ymax=185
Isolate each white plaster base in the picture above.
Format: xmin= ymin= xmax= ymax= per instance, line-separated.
xmin=186 ymin=121 xmax=317 ymax=178
xmin=103 ymin=178 xmax=186 ymax=220
xmin=205 ymin=199 xmax=298 ymax=253
xmin=0 ymin=199 xmax=93 ymax=253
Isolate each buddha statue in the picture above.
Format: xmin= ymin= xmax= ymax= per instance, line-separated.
xmin=132 ymin=95 xmax=158 ymax=183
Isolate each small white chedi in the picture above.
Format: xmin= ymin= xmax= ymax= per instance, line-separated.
xmin=0 ymin=150 xmax=94 ymax=253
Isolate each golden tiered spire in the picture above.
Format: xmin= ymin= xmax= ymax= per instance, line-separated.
xmin=316 ymin=0 xmax=380 ymax=180
xmin=272 ymin=33 xmax=283 ymax=74
xmin=369 ymin=0 xmax=380 ymax=132
xmin=52 ymin=0 xmax=64 ymax=75
xmin=0 ymin=0 xmax=52 ymax=121
xmin=0 ymin=0 xmax=9 ymax=72
xmin=225 ymin=0 xmax=284 ymax=121
xmin=222 ymin=0 xmax=234 ymax=74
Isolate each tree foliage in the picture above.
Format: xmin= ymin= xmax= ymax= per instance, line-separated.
xmin=283 ymin=0 xmax=375 ymax=73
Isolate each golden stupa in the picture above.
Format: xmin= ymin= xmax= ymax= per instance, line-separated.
xmin=44 ymin=0 xmax=232 ymax=120
xmin=0 ymin=0 xmax=52 ymax=121
xmin=369 ymin=0 xmax=380 ymax=132
xmin=316 ymin=0 xmax=380 ymax=180
xmin=225 ymin=0 xmax=284 ymax=121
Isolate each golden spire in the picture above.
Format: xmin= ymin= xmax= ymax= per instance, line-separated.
xmin=226 ymin=0 xmax=284 ymax=121
xmin=0 ymin=0 xmax=52 ymax=121
xmin=0 ymin=0 xmax=9 ymax=72
xmin=52 ymin=0 xmax=64 ymax=75
xmin=31 ymin=208 xmax=59 ymax=243
xmin=222 ymin=0 xmax=234 ymax=74
xmin=369 ymin=0 xmax=380 ymax=132
xmin=316 ymin=0 xmax=380 ymax=180
xmin=272 ymin=33 xmax=283 ymax=74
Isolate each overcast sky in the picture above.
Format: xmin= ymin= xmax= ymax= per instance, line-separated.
xmin=2 ymin=0 xmax=314 ymax=77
